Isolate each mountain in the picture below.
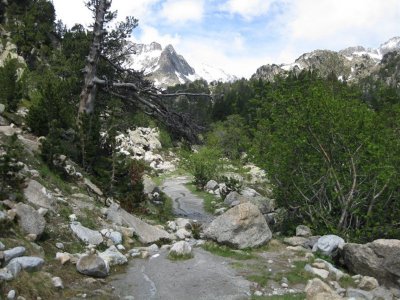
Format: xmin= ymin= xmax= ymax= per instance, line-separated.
xmin=252 ymin=37 xmax=400 ymax=82
xmin=127 ymin=42 xmax=236 ymax=87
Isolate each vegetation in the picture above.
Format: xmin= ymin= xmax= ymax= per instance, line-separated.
xmin=202 ymin=242 xmax=254 ymax=260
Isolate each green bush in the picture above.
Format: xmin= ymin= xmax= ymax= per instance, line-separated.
xmin=0 ymin=58 xmax=23 ymax=112
xmin=181 ymin=147 xmax=223 ymax=187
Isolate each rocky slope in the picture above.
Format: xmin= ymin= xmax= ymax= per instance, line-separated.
xmin=252 ymin=36 xmax=400 ymax=82
xmin=127 ymin=42 xmax=236 ymax=88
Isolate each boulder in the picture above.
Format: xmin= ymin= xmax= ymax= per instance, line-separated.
xmin=109 ymin=231 xmax=123 ymax=245
xmin=368 ymin=239 xmax=400 ymax=259
xmin=76 ymin=254 xmax=109 ymax=278
xmin=312 ymin=235 xmax=345 ymax=256
xmin=223 ymin=191 xmax=242 ymax=206
xmin=205 ymin=180 xmax=219 ymax=191
xmin=56 ymin=252 xmax=71 ymax=265
xmin=204 ymin=202 xmax=272 ymax=249
xmin=169 ymin=241 xmax=192 ymax=257
xmin=106 ymin=203 xmax=170 ymax=245
xmin=296 ymin=225 xmax=312 ymax=237
xmin=6 ymin=256 xmax=44 ymax=275
xmin=245 ymin=196 xmax=275 ymax=214
xmin=23 ymin=180 xmax=56 ymax=211
xmin=15 ymin=203 xmax=46 ymax=237
xmin=304 ymin=278 xmax=342 ymax=300
xmin=4 ymin=247 xmax=25 ymax=264
xmin=70 ymin=222 xmax=103 ymax=245
xmin=99 ymin=246 xmax=128 ymax=267
xmin=383 ymin=252 xmax=400 ymax=277
xmin=342 ymin=243 xmax=387 ymax=280
xmin=314 ymin=258 xmax=346 ymax=281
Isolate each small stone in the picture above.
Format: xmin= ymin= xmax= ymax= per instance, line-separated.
xmin=267 ymin=259 xmax=273 ymax=264
xmin=169 ymin=241 xmax=192 ymax=257
xmin=281 ymin=283 xmax=288 ymax=288
xmin=141 ymin=251 xmax=149 ymax=259
xmin=76 ymin=254 xmax=109 ymax=278
xmin=312 ymin=262 xmax=327 ymax=270
xmin=7 ymin=209 xmax=16 ymax=221
xmin=25 ymin=234 xmax=37 ymax=242
xmin=69 ymin=214 xmax=77 ymax=222
xmin=117 ymin=244 xmax=125 ymax=251
xmin=304 ymin=264 xmax=329 ymax=279
xmin=175 ymin=228 xmax=192 ymax=240
xmin=7 ymin=290 xmax=16 ymax=300
xmin=296 ymin=225 xmax=312 ymax=237
xmin=109 ymin=231 xmax=123 ymax=245
xmin=51 ymin=277 xmax=64 ymax=289
xmin=254 ymin=291 xmax=263 ymax=296
xmin=56 ymin=252 xmax=71 ymax=265
xmin=4 ymin=247 xmax=26 ymax=264
xmin=358 ymin=276 xmax=379 ymax=291
xmin=146 ymin=244 xmax=159 ymax=253
xmin=56 ymin=243 xmax=64 ymax=250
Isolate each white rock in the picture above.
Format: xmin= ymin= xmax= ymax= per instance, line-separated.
xmin=312 ymin=235 xmax=345 ymax=256
xmin=7 ymin=290 xmax=16 ymax=300
xmin=69 ymin=214 xmax=77 ymax=222
xmin=109 ymin=231 xmax=123 ymax=245
xmin=37 ymin=208 xmax=48 ymax=216
xmin=304 ymin=264 xmax=330 ymax=279
xmin=166 ymin=221 xmax=177 ymax=232
xmin=99 ymin=246 xmax=128 ymax=266
xmin=169 ymin=241 xmax=192 ymax=257
xmin=70 ymin=222 xmax=103 ymax=245
xmin=176 ymin=228 xmax=192 ymax=240
xmin=56 ymin=243 xmax=64 ymax=250
xmin=51 ymin=277 xmax=64 ymax=289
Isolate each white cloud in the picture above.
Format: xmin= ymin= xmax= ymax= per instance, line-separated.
xmin=134 ymin=25 xmax=181 ymax=47
xmin=161 ymin=0 xmax=205 ymax=24
xmin=221 ymin=0 xmax=274 ymax=19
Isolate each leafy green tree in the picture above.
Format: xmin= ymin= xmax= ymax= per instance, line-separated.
xmin=251 ymin=72 xmax=399 ymax=240
xmin=0 ymin=58 xmax=23 ymax=112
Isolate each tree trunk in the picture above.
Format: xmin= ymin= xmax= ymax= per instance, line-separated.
xmin=78 ymin=0 xmax=108 ymax=116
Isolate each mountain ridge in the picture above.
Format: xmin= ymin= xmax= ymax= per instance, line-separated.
xmin=252 ymin=36 xmax=400 ymax=82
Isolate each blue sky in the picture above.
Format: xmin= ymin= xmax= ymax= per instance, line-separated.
xmin=53 ymin=0 xmax=400 ymax=78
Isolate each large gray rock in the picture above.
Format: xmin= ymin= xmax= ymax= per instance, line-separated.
xmin=23 ymin=180 xmax=56 ymax=211
xmin=342 ymin=243 xmax=386 ymax=279
xmin=106 ymin=203 xmax=170 ymax=245
xmin=15 ymin=203 xmax=46 ymax=237
xmin=383 ymin=252 xmax=400 ymax=277
xmin=204 ymin=202 xmax=272 ymax=249
xmin=346 ymin=288 xmax=373 ymax=300
xmin=99 ymin=245 xmax=128 ymax=267
xmin=312 ymin=235 xmax=345 ymax=256
xmin=0 ymin=268 xmax=13 ymax=282
xmin=4 ymin=247 xmax=26 ymax=264
xmin=70 ymin=222 xmax=103 ymax=245
xmin=368 ymin=239 xmax=400 ymax=258
xmin=6 ymin=256 xmax=44 ymax=276
xmin=77 ymin=254 xmax=109 ymax=278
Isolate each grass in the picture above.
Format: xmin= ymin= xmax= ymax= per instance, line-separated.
xmin=167 ymin=252 xmax=194 ymax=261
xmin=79 ymin=208 xmax=99 ymax=230
xmin=185 ymin=182 xmax=221 ymax=213
xmin=36 ymin=163 xmax=72 ymax=195
xmin=339 ymin=275 xmax=356 ymax=289
xmin=246 ymin=260 xmax=313 ymax=288
xmin=1 ymin=271 xmax=59 ymax=299
xmin=202 ymin=242 xmax=255 ymax=260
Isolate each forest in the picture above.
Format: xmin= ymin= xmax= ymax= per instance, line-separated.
xmin=1 ymin=0 xmax=399 ymax=243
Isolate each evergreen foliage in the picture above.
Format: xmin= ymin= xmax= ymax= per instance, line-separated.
xmin=0 ymin=57 xmax=23 ymax=112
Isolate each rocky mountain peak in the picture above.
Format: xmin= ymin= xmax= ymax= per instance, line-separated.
xmin=379 ymin=36 xmax=400 ymax=55
xmin=127 ymin=41 xmax=235 ymax=87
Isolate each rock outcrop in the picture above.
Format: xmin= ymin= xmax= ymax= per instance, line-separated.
xmin=204 ymin=202 xmax=272 ymax=249
xmin=106 ymin=203 xmax=170 ymax=245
